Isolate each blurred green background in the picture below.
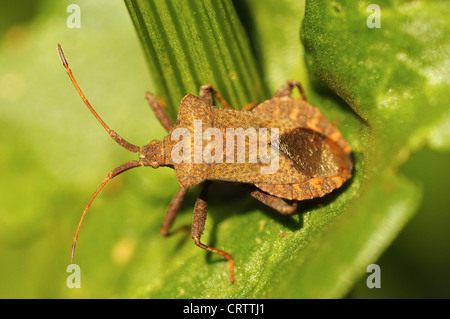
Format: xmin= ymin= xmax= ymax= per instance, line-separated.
xmin=0 ymin=0 xmax=448 ymax=298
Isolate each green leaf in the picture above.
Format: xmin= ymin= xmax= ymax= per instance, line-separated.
xmin=283 ymin=0 xmax=448 ymax=298
xmin=302 ymin=0 xmax=449 ymax=169
xmin=125 ymin=0 xmax=268 ymax=119
xmin=123 ymin=0 xmax=363 ymax=298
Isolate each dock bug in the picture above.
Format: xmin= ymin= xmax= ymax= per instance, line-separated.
xmin=58 ymin=44 xmax=352 ymax=284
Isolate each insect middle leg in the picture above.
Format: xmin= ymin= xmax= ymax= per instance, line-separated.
xmin=200 ymin=84 xmax=257 ymax=111
xmin=192 ymin=181 xmax=235 ymax=284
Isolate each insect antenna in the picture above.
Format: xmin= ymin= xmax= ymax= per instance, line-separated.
xmin=71 ymin=160 xmax=142 ymax=263
xmin=57 ymin=44 xmax=144 ymax=262
xmin=57 ymin=44 xmax=140 ymax=153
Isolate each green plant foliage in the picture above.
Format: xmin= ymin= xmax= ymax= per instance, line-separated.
xmin=0 ymin=0 xmax=448 ymax=299
xmin=125 ymin=0 xmax=449 ymax=298
xmin=126 ymin=0 xmax=267 ymax=120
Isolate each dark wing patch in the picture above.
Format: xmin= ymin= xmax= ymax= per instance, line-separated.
xmin=276 ymin=128 xmax=352 ymax=178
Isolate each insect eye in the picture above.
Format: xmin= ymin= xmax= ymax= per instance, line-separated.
xmin=151 ymin=161 xmax=160 ymax=168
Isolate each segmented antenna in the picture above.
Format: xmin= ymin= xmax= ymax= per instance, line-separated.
xmin=57 ymin=44 xmax=143 ymax=262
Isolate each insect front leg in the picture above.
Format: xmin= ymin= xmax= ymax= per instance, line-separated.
xmin=145 ymin=92 xmax=174 ymax=132
xmin=160 ymin=187 xmax=189 ymax=237
xmin=273 ymin=80 xmax=307 ymax=101
xmin=199 ymin=84 xmax=232 ymax=109
xmin=191 ymin=181 xmax=235 ymax=284
xmin=248 ymin=187 xmax=298 ymax=215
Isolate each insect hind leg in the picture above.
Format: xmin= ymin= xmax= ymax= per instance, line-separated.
xmin=247 ymin=187 xmax=298 ymax=215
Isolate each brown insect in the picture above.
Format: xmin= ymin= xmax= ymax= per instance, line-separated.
xmin=58 ymin=44 xmax=352 ymax=284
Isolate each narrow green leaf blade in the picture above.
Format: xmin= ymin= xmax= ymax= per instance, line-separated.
xmin=125 ymin=0 xmax=268 ymax=119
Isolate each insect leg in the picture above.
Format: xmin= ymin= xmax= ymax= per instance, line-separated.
xmin=191 ymin=181 xmax=235 ymax=284
xmin=248 ymin=187 xmax=298 ymax=215
xmin=160 ymin=187 xmax=189 ymax=237
xmin=145 ymin=92 xmax=174 ymax=132
xmin=241 ymin=101 xmax=258 ymax=111
xmin=199 ymin=84 xmax=232 ymax=109
xmin=273 ymin=80 xmax=307 ymax=101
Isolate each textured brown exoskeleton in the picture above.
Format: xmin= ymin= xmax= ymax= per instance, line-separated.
xmin=58 ymin=44 xmax=352 ymax=284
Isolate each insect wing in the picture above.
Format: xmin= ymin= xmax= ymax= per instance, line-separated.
xmin=276 ymin=127 xmax=352 ymax=178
